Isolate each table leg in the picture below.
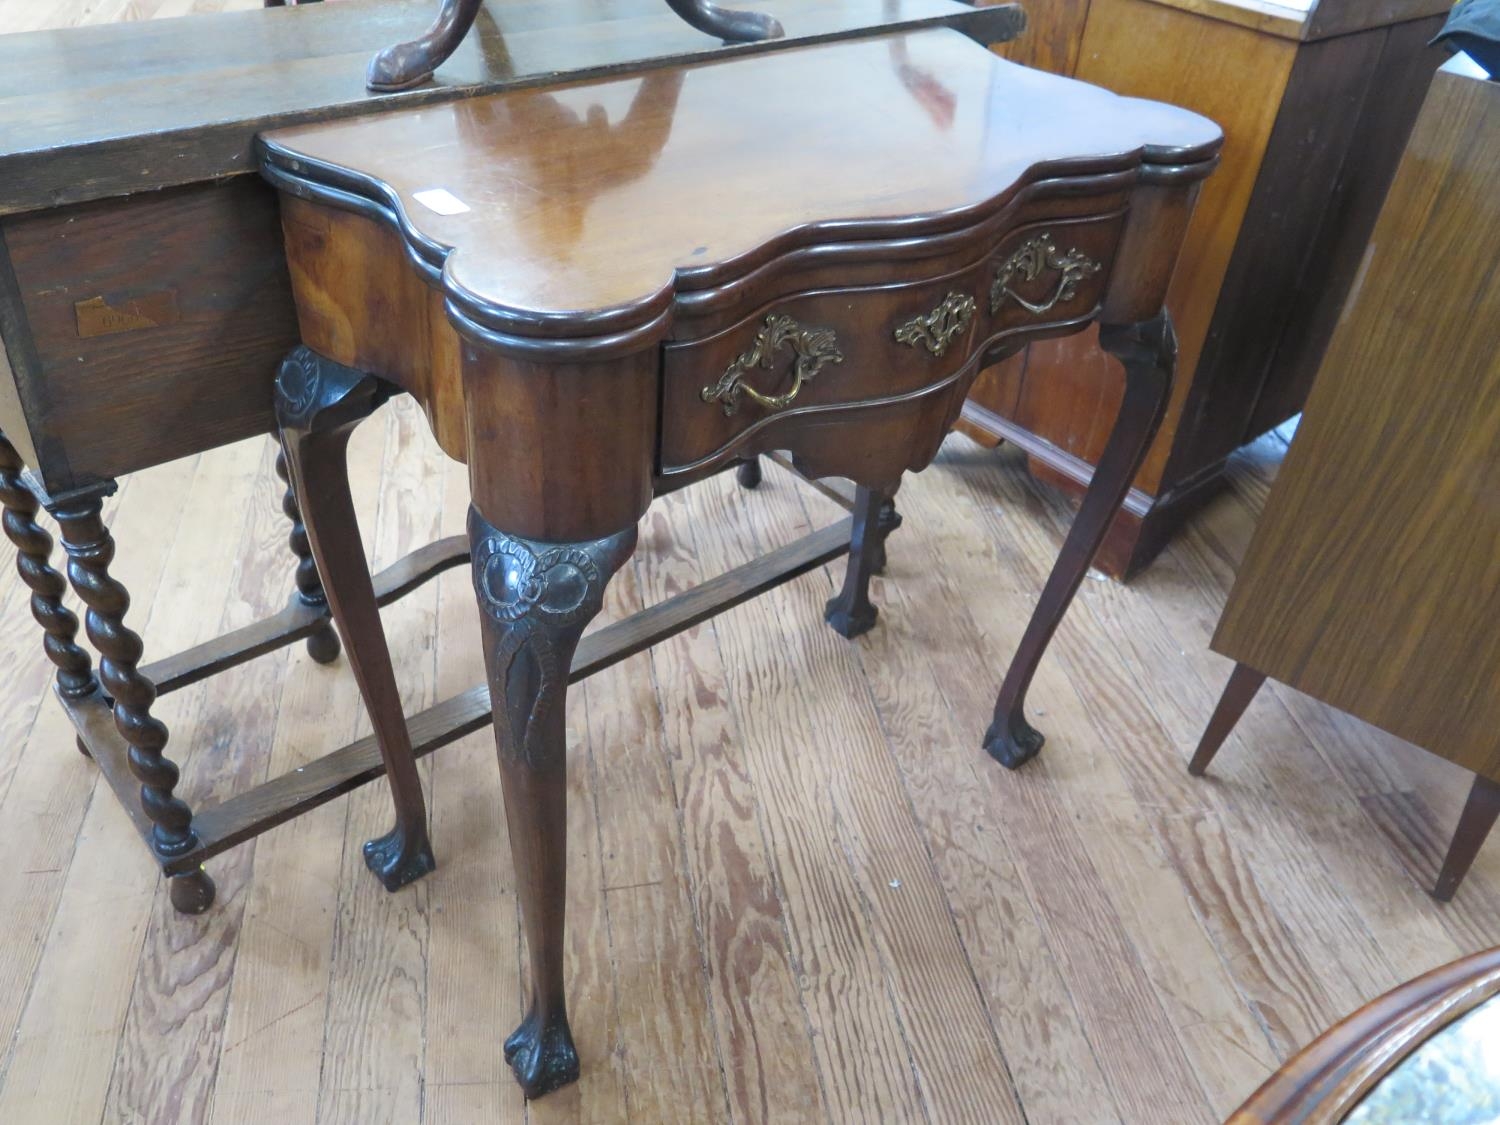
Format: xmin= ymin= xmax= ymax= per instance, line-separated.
xmin=1187 ymin=663 xmax=1266 ymax=777
xmin=0 ymin=430 xmax=97 ymax=708
xmin=825 ymin=484 xmax=900 ymax=639
xmin=1433 ymin=775 xmax=1500 ymax=902
xmin=985 ymin=311 xmax=1175 ymax=769
xmin=735 ymin=456 xmax=762 ymax=490
xmin=50 ymin=491 xmax=215 ymax=913
xmin=275 ymin=347 xmax=435 ymax=892
xmin=467 ymin=507 xmax=636 ymax=1098
xmin=275 ymin=449 xmax=341 ymax=665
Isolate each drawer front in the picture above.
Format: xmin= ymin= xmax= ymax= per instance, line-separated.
xmin=659 ymin=212 xmax=1123 ymax=476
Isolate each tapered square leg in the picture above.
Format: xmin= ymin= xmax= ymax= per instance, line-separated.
xmin=1433 ymin=774 xmax=1500 ymax=902
xmin=1187 ymin=663 xmax=1266 ymax=777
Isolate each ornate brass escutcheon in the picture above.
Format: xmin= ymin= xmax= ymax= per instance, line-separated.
xmin=701 ymin=313 xmax=844 ymax=417
xmin=894 ymin=291 xmax=977 ymax=357
xmin=990 ymin=233 xmax=1103 ymax=316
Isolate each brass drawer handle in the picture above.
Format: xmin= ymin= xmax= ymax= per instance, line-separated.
xmin=701 ymin=313 xmax=844 ymax=417
xmin=894 ymin=291 xmax=976 ymax=357
xmin=990 ymin=233 xmax=1103 ymax=316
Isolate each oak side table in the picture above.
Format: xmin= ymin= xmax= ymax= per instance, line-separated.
xmin=259 ymin=29 xmax=1219 ymax=1096
xmin=1190 ymin=53 xmax=1500 ymax=903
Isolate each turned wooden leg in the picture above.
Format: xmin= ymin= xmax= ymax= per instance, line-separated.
xmin=735 ymin=456 xmax=762 ymax=490
xmin=275 ymin=347 xmax=435 ymax=892
xmin=825 ymin=484 xmax=900 ymax=639
xmin=468 ymin=506 xmax=636 ymax=1098
xmin=1187 ymin=663 xmax=1266 ymax=777
xmin=0 ymin=431 xmax=97 ymax=702
xmin=366 ymin=0 xmax=483 ymax=92
xmin=985 ymin=311 xmax=1175 ymax=769
xmin=50 ymin=492 xmax=215 ymax=913
xmin=275 ymin=449 xmax=341 ymax=665
xmin=1433 ymin=774 xmax=1500 ymax=902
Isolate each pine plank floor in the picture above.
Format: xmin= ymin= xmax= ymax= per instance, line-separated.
xmin=3 ymin=5 xmax=1499 ymax=1122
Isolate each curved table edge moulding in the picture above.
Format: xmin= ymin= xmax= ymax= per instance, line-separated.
xmin=256 ymin=45 xmax=1220 ymax=360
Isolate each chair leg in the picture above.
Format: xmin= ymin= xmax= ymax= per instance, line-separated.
xmin=1188 ymin=663 xmax=1266 ymax=776
xmin=366 ymin=0 xmax=483 ymax=92
xmin=984 ymin=312 xmax=1176 ymax=769
xmin=468 ymin=506 xmax=637 ymax=1098
xmin=275 ymin=346 xmax=435 ymax=893
xmin=1433 ymin=774 xmax=1500 ymax=902
xmin=825 ymin=484 xmax=899 ymax=639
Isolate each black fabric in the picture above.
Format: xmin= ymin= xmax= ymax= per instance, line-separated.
xmin=1433 ymin=0 xmax=1500 ymax=77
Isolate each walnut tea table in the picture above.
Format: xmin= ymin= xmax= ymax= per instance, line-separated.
xmin=0 ymin=0 xmax=1025 ymax=917
xmin=256 ymin=28 xmax=1220 ymax=1096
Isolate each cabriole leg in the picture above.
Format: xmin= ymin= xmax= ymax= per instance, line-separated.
xmin=825 ymin=484 xmax=899 ymax=639
xmin=468 ymin=507 xmax=637 ymax=1098
xmin=276 ymin=346 xmax=435 ymax=892
xmin=50 ymin=492 xmax=215 ymax=913
xmin=0 ymin=431 xmax=97 ymax=702
xmin=985 ymin=311 xmax=1176 ymax=769
xmin=275 ymin=449 xmax=341 ymax=664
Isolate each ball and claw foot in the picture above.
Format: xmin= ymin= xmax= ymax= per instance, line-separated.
xmin=504 ymin=1010 xmax=581 ymax=1099
xmin=984 ymin=710 xmax=1045 ymax=770
xmin=305 ymin=621 xmax=342 ymax=665
xmin=824 ymin=596 xmax=877 ymax=639
xmin=168 ymin=867 xmax=217 ymax=914
xmin=362 ymin=825 xmax=436 ymax=892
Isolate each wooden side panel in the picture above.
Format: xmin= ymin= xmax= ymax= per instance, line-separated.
xmin=1213 ymin=69 xmax=1500 ymax=780
xmin=1165 ymin=25 xmax=1393 ymax=480
xmin=995 ymin=0 xmax=1093 ymax=74
xmin=1245 ymin=15 xmax=1446 ymax=436
xmin=1 ymin=178 xmax=298 ymax=492
xmin=0 ymin=228 xmax=47 ymax=472
xmin=1009 ymin=0 xmax=1296 ymax=496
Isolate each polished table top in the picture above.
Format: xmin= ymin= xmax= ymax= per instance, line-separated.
xmin=260 ymin=30 xmax=1220 ymax=344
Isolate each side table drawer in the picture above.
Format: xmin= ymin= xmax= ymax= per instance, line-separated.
xmin=659 ymin=212 xmax=1124 ymax=476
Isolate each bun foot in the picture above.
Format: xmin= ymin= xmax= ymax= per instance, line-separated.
xmin=824 ymin=595 xmax=877 ymax=639
xmin=504 ymin=1009 xmax=580 ymax=1099
xmin=363 ymin=826 xmax=436 ymax=892
xmin=168 ymin=867 xmax=216 ymax=914
xmin=984 ymin=711 xmax=1045 ymax=770
xmin=305 ymin=621 xmax=342 ymax=664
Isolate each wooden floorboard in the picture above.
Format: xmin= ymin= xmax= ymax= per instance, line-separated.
xmin=5 ymin=7 xmax=1500 ymax=1123
xmin=2 ymin=404 xmax=1498 ymax=1124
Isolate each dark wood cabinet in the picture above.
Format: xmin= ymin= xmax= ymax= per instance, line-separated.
xmin=958 ymin=0 xmax=1450 ymax=577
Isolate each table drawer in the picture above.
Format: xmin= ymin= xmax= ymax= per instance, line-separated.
xmin=659 ymin=212 xmax=1123 ymax=475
